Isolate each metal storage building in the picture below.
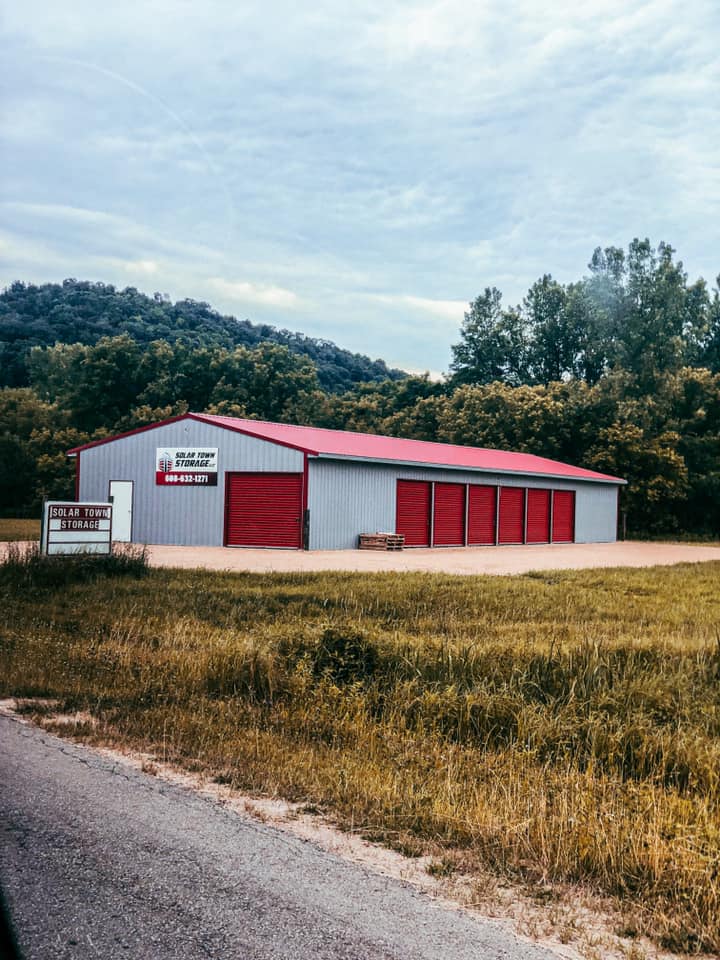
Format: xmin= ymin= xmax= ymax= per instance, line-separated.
xmin=67 ymin=413 xmax=625 ymax=550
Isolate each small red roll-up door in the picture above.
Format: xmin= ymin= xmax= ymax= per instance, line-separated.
xmin=526 ymin=489 xmax=551 ymax=544
xmin=467 ymin=485 xmax=496 ymax=545
xmin=433 ymin=483 xmax=465 ymax=546
xmin=225 ymin=472 xmax=303 ymax=548
xmin=498 ymin=487 xmax=525 ymax=544
xmin=396 ymin=480 xmax=431 ymax=547
xmin=552 ymin=490 xmax=575 ymax=543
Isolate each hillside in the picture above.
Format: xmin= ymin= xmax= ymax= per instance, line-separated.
xmin=0 ymin=280 xmax=406 ymax=393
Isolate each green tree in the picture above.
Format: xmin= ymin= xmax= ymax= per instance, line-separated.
xmin=0 ymin=388 xmax=90 ymax=512
xmin=587 ymin=423 xmax=688 ymax=533
xmin=450 ymin=288 xmax=529 ymax=386
xmin=207 ymin=342 xmax=321 ymax=423
xmin=695 ymin=278 xmax=720 ymax=372
xmin=28 ymin=335 xmax=146 ymax=433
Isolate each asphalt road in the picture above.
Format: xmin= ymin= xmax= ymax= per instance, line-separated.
xmin=0 ymin=715 xmax=558 ymax=960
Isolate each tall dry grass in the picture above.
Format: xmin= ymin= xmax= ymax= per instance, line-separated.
xmin=2 ymin=556 xmax=719 ymax=952
xmin=0 ymin=518 xmax=40 ymax=542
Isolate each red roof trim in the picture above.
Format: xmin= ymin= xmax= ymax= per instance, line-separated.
xmin=65 ymin=412 xmax=318 ymax=457
xmin=66 ymin=414 xmax=195 ymax=454
xmin=193 ymin=414 xmax=318 ymax=455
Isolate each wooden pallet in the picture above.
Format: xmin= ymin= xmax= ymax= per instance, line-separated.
xmin=358 ymin=533 xmax=405 ymax=551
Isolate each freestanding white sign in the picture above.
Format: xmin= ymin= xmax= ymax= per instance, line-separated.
xmin=41 ymin=501 xmax=113 ymax=556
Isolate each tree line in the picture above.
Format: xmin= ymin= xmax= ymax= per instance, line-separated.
xmin=1 ymin=240 xmax=719 ymax=535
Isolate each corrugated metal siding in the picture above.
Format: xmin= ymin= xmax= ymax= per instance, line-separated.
xmin=574 ymin=485 xmax=618 ymax=543
xmin=498 ymin=487 xmax=525 ymax=544
xmin=432 ymin=483 xmax=465 ymax=546
xmin=552 ymin=491 xmax=575 ymax=542
xmin=396 ymin=480 xmax=432 ymax=546
xmin=467 ymin=485 xmax=496 ymax=545
xmin=526 ymin=488 xmax=550 ymax=544
xmin=308 ymin=460 xmax=619 ymax=550
xmin=78 ymin=420 xmax=303 ymax=546
xmin=226 ymin=473 xmax=302 ymax=547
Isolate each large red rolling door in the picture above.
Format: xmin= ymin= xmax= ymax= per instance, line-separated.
xmin=498 ymin=487 xmax=525 ymax=544
xmin=225 ymin=472 xmax=303 ymax=548
xmin=396 ymin=480 xmax=431 ymax=547
xmin=467 ymin=484 xmax=497 ymax=545
xmin=526 ymin=488 xmax=551 ymax=544
xmin=552 ymin=490 xmax=575 ymax=543
xmin=433 ymin=483 xmax=465 ymax=546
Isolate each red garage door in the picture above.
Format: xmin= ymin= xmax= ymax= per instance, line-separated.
xmin=433 ymin=483 xmax=465 ymax=546
xmin=396 ymin=480 xmax=431 ymax=547
xmin=225 ymin=472 xmax=303 ymax=548
xmin=498 ymin=487 xmax=525 ymax=544
xmin=526 ymin=488 xmax=551 ymax=544
xmin=467 ymin=485 xmax=496 ymax=545
xmin=552 ymin=490 xmax=575 ymax=543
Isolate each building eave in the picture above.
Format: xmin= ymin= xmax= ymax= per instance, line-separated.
xmin=311 ymin=452 xmax=627 ymax=485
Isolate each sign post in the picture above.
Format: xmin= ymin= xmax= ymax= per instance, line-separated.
xmin=41 ymin=501 xmax=113 ymax=556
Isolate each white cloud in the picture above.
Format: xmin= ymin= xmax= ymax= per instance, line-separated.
xmin=368 ymin=293 xmax=466 ymax=322
xmin=0 ymin=203 xmax=223 ymax=263
xmin=207 ymin=277 xmax=301 ymax=309
xmin=113 ymin=258 xmax=160 ymax=275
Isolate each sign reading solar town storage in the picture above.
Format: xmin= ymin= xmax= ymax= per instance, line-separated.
xmin=41 ymin=501 xmax=113 ymax=556
xmin=156 ymin=447 xmax=218 ymax=486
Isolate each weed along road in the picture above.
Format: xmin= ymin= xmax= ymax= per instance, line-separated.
xmin=0 ymin=715 xmax=558 ymax=960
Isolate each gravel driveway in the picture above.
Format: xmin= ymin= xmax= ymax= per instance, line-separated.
xmin=143 ymin=541 xmax=720 ymax=576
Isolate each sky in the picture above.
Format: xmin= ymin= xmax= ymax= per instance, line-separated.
xmin=2 ymin=1 xmax=719 ymax=375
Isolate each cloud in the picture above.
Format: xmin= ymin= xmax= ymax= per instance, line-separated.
xmin=0 ymin=202 xmax=222 ymax=263
xmin=112 ymin=258 xmax=159 ymax=275
xmin=207 ymin=277 xmax=301 ymax=310
xmin=368 ymin=293 xmax=466 ymax=323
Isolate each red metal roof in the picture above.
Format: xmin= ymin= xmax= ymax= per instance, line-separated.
xmin=67 ymin=413 xmax=623 ymax=483
xmin=200 ymin=414 xmax=623 ymax=483
xmin=68 ymin=413 xmax=625 ymax=483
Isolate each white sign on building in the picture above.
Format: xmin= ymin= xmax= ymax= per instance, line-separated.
xmin=155 ymin=447 xmax=218 ymax=486
xmin=41 ymin=501 xmax=113 ymax=556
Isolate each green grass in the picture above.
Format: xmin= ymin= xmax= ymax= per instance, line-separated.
xmin=0 ymin=518 xmax=40 ymax=541
xmin=1 ymin=551 xmax=719 ymax=953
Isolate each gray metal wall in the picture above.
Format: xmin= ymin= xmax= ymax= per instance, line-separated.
xmin=575 ymin=484 xmax=619 ymax=543
xmin=78 ymin=420 xmax=303 ymax=546
xmin=307 ymin=458 xmax=619 ymax=549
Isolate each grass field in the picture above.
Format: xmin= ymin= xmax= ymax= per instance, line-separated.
xmin=1 ymin=546 xmax=719 ymax=953
xmin=0 ymin=518 xmax=40 ymax=541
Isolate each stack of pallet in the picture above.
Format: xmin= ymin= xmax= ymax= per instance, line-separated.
xmin=358 ymin=532 xmax=405 ymax=551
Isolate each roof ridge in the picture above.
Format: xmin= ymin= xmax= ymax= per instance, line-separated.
xmin=195 ymin=412 xmax=502 ymax=454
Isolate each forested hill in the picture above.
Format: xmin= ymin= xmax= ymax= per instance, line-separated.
xmin=0 ymin=280 xmax=406 ymax=393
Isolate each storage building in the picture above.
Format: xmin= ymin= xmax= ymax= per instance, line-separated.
xmin=67 ymin=413 xmax=625 ymax=549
